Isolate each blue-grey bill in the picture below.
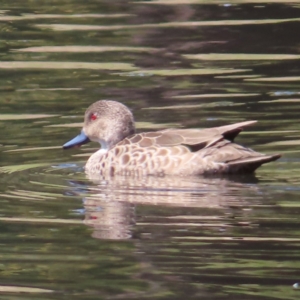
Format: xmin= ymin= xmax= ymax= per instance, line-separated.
xmin=63 ymin=131 xmax=90 ymax=149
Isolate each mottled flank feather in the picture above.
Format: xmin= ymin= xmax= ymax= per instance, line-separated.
xmin=63 ymin=100 xmax=281 ymax=176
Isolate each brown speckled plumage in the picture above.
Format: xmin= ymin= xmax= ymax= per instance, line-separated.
xmin=64 ymin=100 xmax=281 ymax=176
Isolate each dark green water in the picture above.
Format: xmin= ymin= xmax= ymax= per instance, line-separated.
xmin=0 ymin=1 xmax=300 ymax=299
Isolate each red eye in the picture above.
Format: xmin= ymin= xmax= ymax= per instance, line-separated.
xmin=90 ymin=113 xmax=97 ymax=121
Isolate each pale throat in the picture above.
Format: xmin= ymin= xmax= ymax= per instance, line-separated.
xmin=97 ymin=138 xmax=109 ymax=152
xmin=88 ymin=134 xmax=109 ymax=152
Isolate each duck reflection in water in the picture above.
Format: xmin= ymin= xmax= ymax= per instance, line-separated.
xmin=68 ymin=175 xmax=263 ymax=240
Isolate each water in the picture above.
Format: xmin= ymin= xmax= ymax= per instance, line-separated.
xmin=0 ymin=1 xmax=300 ymax=299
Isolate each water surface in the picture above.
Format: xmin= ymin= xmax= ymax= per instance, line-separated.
xmin=0 ymin=1 xmax=300 ymax=299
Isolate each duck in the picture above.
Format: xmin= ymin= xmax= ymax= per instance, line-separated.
xmin=63 ymin=100 xmax=281 ymax=176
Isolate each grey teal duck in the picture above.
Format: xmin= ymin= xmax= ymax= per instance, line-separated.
xmin=63 ymin=100 xmax=281 ymax=176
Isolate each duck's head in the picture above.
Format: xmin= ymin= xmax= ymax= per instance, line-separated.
xmin=63 ymin=100 xmax=135 ymax=150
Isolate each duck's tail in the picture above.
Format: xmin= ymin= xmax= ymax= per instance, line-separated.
xmin=226 ymin=153 xmax=281 ymax=173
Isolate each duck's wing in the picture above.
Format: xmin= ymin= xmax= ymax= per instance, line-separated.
xmin=161 ymin=120 xmax=257 ymax=144
xmin=120 ymin=120 xmax=257 ymax=151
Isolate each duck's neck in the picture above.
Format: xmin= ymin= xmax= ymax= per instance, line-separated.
xmin=98 ymin=139 xmax=109 ymax=152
